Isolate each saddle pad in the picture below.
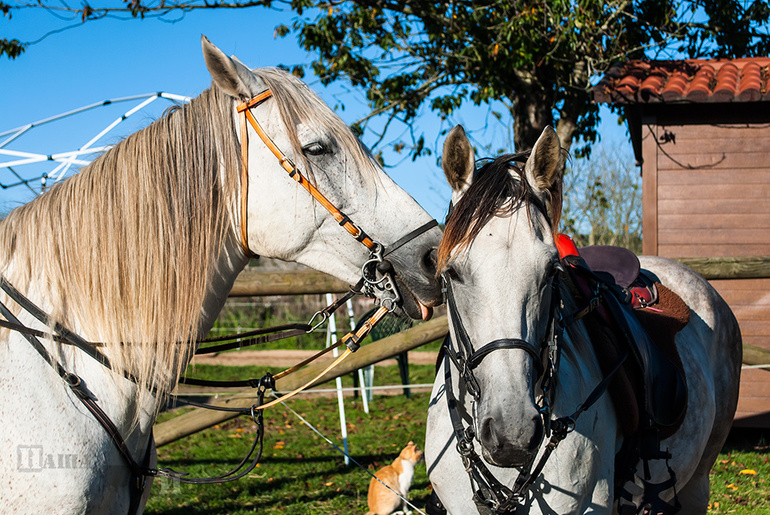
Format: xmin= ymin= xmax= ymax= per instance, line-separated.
xmin=632 ymin=283 xmax=689 ymax=391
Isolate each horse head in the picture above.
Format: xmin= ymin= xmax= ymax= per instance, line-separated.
xmin=202 ymin=36 xmax=441 ymax=319
xmin=438 ymin=124 xmax=565 ymax=467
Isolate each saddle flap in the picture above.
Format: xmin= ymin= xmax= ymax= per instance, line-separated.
xmin=599 ymin=287 xmax=688 ymax=430
xmin=561 ymin=250 xmax=689 ymax=434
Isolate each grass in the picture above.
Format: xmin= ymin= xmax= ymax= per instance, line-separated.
xmin=148 ymin=393 xmax=434 ymax=514
xmin=709 ymin=429 xmax=770 ymax=513
xmin=149 ymin=359 xmax=770 ymax=514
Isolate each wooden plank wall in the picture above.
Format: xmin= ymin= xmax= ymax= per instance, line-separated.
xmin=642 ymin=122 xmax=770 ymax=426
xmin=652 ymin=124 xmax=770 ymax=258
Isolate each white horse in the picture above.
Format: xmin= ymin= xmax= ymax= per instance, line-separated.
xmin=0 ymin=36 xmax=442 ymax=514
xmin=425 ymin=125 xmax=741 ymax=514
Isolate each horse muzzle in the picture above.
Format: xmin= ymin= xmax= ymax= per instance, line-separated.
xmin=478 ymin=411 xmax=544 ymax=467
xmin=386 ymin=244 xmax=442 ymax=320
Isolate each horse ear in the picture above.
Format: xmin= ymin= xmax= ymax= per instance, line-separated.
xmin=524 ymin=126 xmax=564 ymax=193
xmin=524 ymin=126 xmax=565 ymax=227
xmin=201 ymin=35 xmax=265 ymax=101
xmin=442 ymin=125 xmax=475 ymax=194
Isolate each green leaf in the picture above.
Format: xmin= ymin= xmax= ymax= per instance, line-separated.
xmin=0 ymin=38 xmax=25 ymax=59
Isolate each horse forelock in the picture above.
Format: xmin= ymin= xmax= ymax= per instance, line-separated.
xmin=0 ymin=85 xmax=241 ymax=423
xmin=436 ymin=152 xmax=532 ymax=274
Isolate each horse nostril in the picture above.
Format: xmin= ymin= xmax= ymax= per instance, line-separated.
xmin=528 ymin=416 xmax=545 ymax=451
xmin=422 ymin=247 xmax=438 ymax=276
xmin=479 ymin=414 xmax=543 ymax=463
xmin=479 ymin=417 xmax=498 ymax=448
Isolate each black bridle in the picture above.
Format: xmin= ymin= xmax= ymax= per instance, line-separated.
xmin=442 ymin=265 xmax=630 ymax=514
xmin=441 ymin=264 xmax=562 ymax=513
xmin=439 ymin=195 xmax=627 ymax=514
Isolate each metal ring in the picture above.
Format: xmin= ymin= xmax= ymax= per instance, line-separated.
xmin=64 ymin=373 xmax=81 ymax=388
xmin=381 ymin=297 xmax=397 ymax=312
xmin=361 ymin=258 xmax=388 ymax=286
xmin=307 ymin=311 xmax=329 ymax=332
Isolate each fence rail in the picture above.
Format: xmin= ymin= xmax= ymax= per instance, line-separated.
xmin=675 ymin=255 xmax=770 ymax=280
xmin=155 ymin=257 xmax=770 ymax=445
xmin=154 ymin=315 xmax=448 ymax=446
xmin=230 ymin=269 xmax=349 ymax=296
xmin=232 ymin=256 xmax=770 ymax=297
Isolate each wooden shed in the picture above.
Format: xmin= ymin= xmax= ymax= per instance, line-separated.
xmin=594 ymin=58 xmax=770 ymax=427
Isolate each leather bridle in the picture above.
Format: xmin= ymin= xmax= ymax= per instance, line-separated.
xmin=237 ymin=90 xmax=379 ymax=256
xmin=0 ymin=88 xmax=439 ymax=513
xmin=439 ymin=193 xmax=625 ymax=514
xmin=441 ymin=267 xmax=563 ymax=513
xmin=236 ymin=88 xmax=438 ymax=315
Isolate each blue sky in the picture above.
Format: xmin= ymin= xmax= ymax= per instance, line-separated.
xmin=1 ymin=5 xmax=633 ymax=220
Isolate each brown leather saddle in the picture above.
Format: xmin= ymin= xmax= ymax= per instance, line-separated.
xmin=568 ymin=245 xmax=692 ymax=514
xmin=564 ymin=245 xmax=689 ymax=439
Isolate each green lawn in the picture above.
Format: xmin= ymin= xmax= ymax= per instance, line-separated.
xmin=709 ymin=429 xmax=770 ymax=513
xmin=148 ymin=361 xmax=769 ymax=514
xmin=149 ymin=393 xmax=433 ymax=514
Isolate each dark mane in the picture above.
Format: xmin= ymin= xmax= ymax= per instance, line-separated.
xmin=437 ymin=151 xmax=533 ymax=273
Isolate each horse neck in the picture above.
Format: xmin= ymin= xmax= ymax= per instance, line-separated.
xmin=198 ymin=231 xmax=249 ymax=337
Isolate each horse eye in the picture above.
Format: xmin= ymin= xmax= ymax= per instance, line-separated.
xmin=303 ymin=142 xmax=327 ymax=156
xmin=445 ymin=266 xmax=462 ymax=283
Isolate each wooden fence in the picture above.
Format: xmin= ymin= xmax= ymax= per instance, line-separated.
xmin=154 ymin=257 xmax=770 ymax=445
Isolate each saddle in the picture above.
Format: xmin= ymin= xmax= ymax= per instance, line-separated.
xmin=556 ymin=239 xmax=689 ymax=439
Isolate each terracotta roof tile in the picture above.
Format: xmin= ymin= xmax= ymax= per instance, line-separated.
xmin=738 ymin=62 xmax=762 ymax=101
xmin=594 ymin=57 xmax=770 ymax=104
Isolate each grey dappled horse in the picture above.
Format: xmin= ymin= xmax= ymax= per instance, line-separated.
xmin=426 ymin=125 xmax=741 ymax=514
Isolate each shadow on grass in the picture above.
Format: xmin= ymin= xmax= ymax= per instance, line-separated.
xmin=722 ymin=427 xmax=770 ymax=453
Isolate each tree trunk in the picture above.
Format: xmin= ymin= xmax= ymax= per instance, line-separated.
xmin=511 ymin=70 xmax=580 ymax=153
xmin=511 ymin=80 xmax=553 ymax=152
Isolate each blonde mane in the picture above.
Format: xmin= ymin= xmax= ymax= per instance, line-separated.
xmin=0 ymin=84 xmax=241 ymax=416
xmin=0 ymin=68 xmax=380 ymax=422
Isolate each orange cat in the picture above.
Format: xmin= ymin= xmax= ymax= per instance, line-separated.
xmin=366 ymin=441 xmax=424 ymax=515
